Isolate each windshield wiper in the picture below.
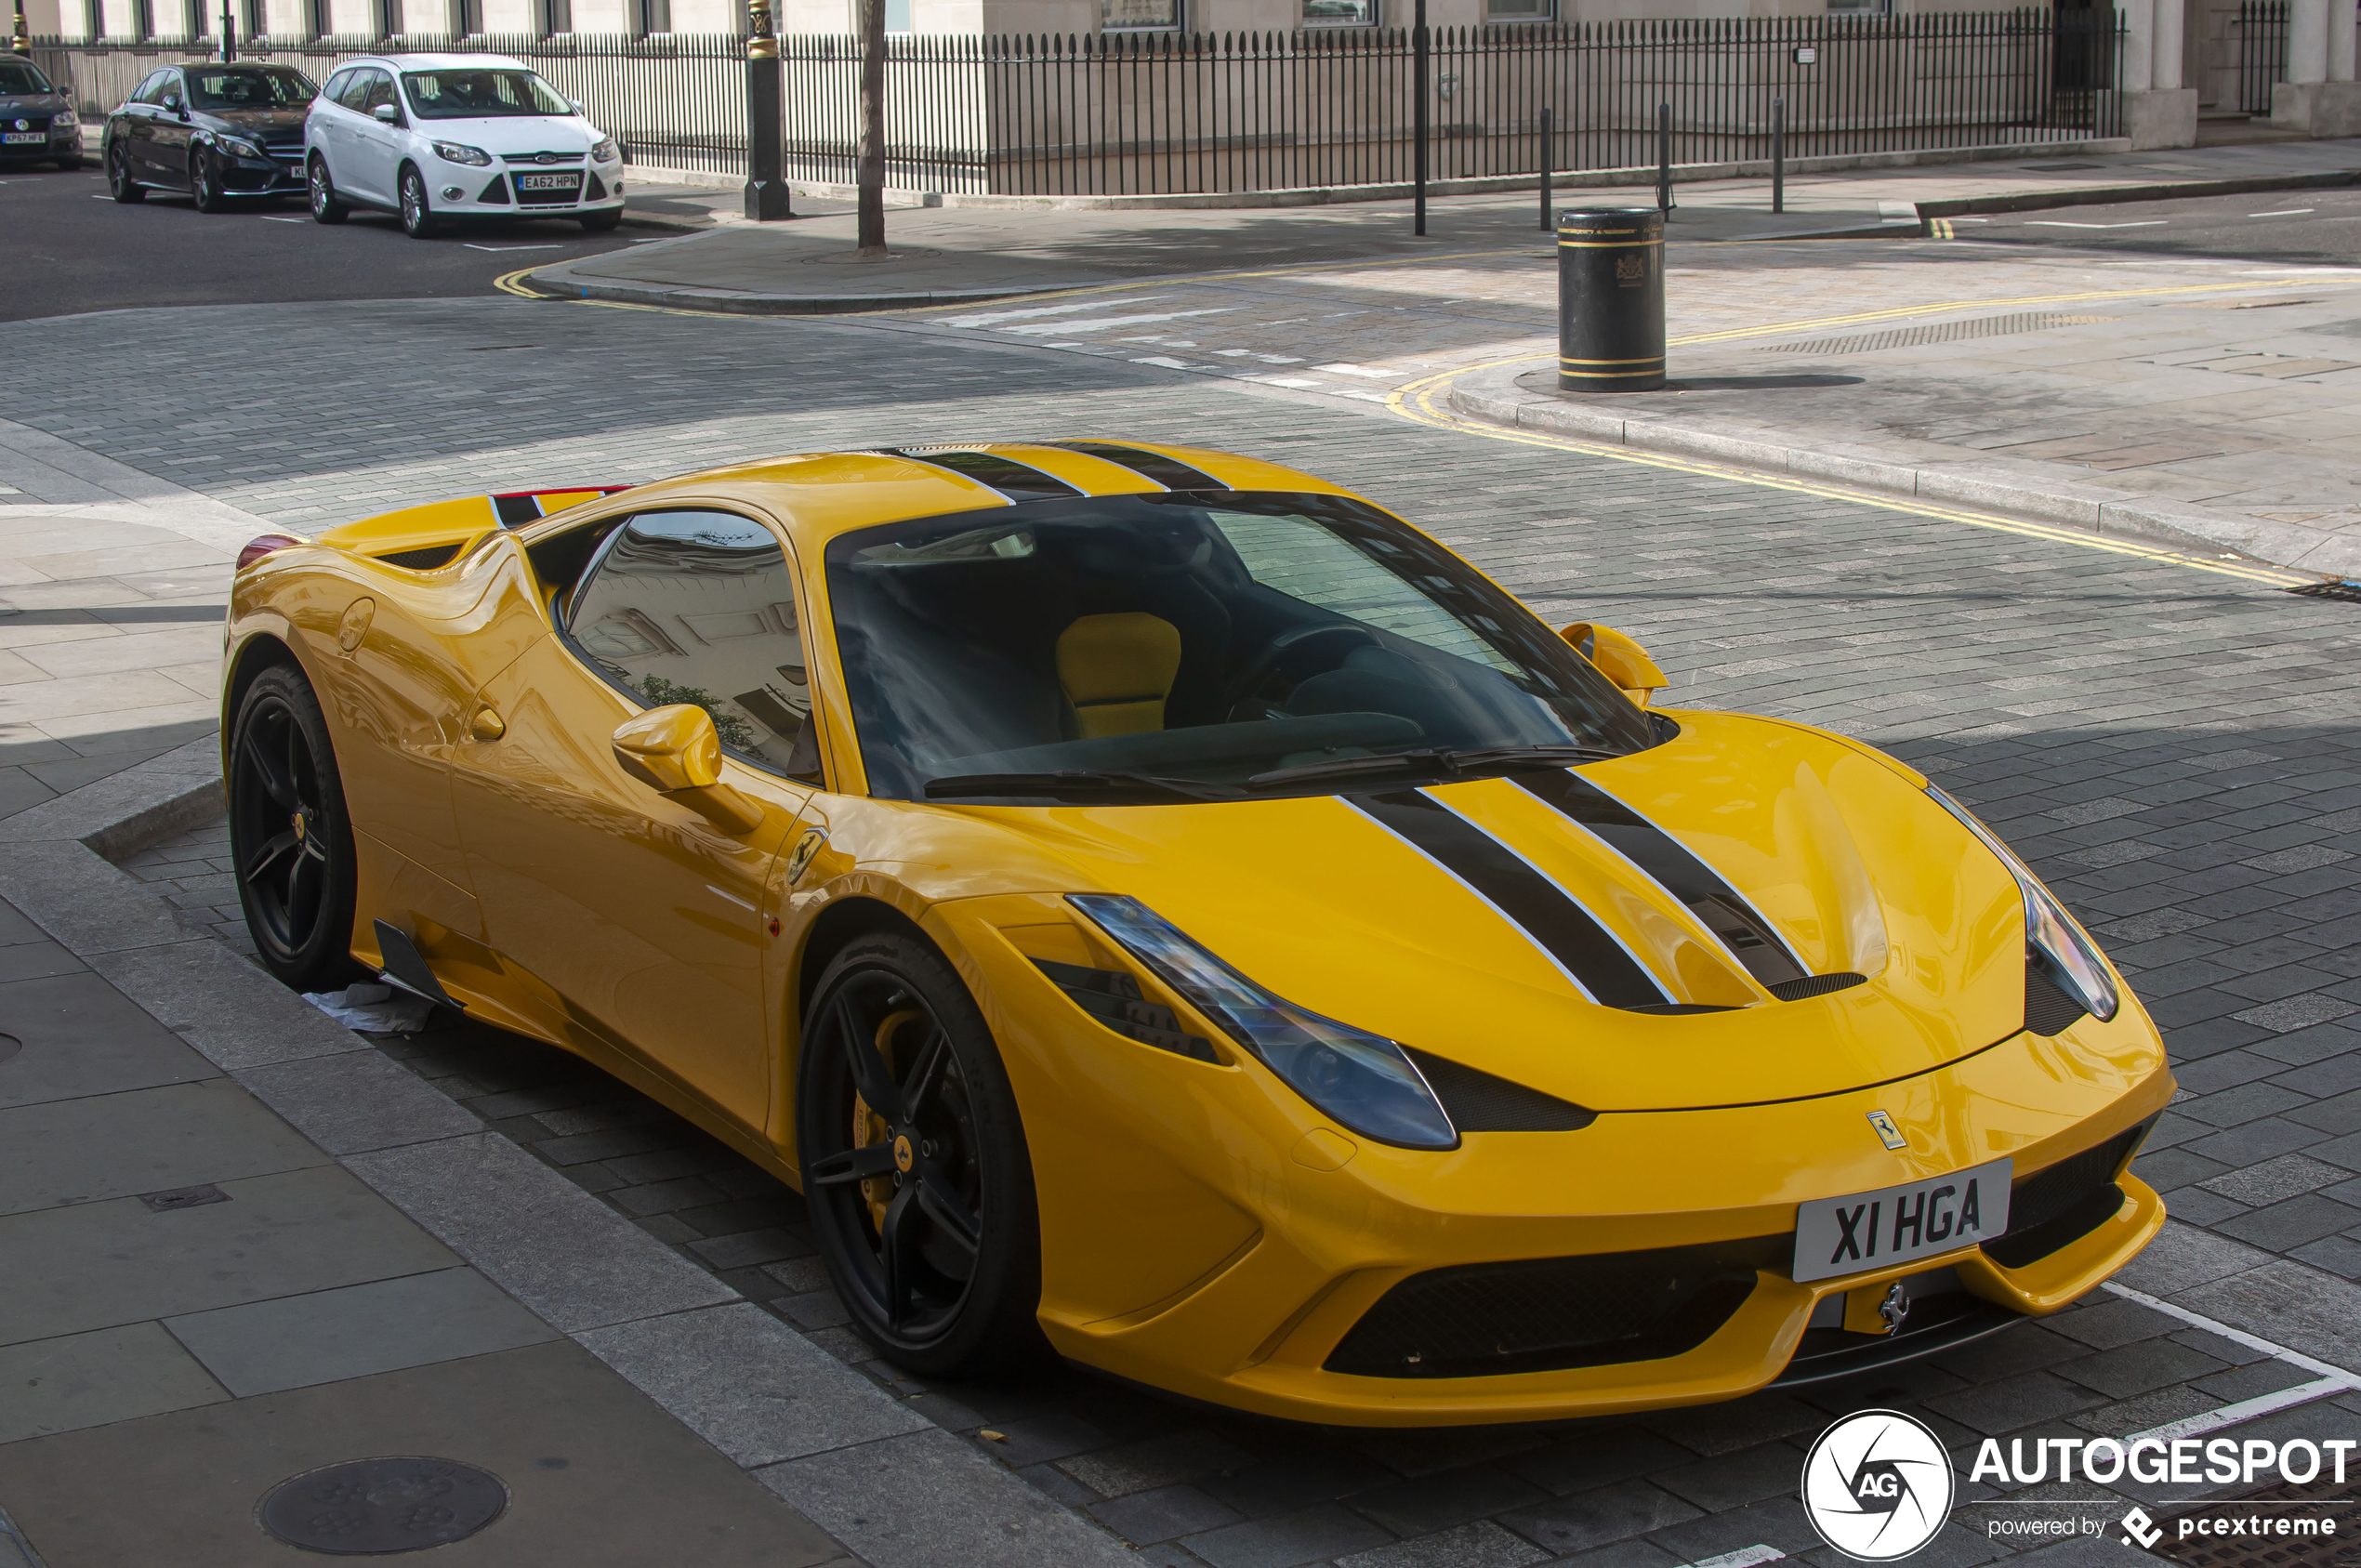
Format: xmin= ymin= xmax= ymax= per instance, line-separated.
xmin=924 ymin=769 xmax=1242 ymax=803
xmin=1246 ymin=744 xmax=1619 ymax=790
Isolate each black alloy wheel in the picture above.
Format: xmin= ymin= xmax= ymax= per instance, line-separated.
xmin=798 ymin=933 xmax=1047 ymax=1377
xmin=228 ymin=664 xmax=362 ymax=992
xmin=190 ymin=149 xmax=228 ymax=213
xmin=107 ymin=141 xmax=144 ymax=203
xmin=308 ymin=155 xmax=348 ymax=224
xmin=398 ymin=166 xmax=437 ymax=238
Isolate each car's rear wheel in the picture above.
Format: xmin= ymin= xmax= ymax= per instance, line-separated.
xmin=398 ymin=166 xmax=438 ymax=238
xmin=798 ymin=932 xmax=1047 ymax=1377
xmin=308 ymin=155 xmax=348 ymax=224
xmin=228 ymin=663 xmax=363 ymax=993
xmin=107 ymin=143 xmax=143 ymax=203
xmin=191 ymin=150 xmax=229 ymax=213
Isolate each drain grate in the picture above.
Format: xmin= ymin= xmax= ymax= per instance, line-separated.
xmin=1758 ymin=312 xmax=2114 ymax=356
xmin=2289 ymin=580 xmax=2361 ymax=601
xmin=138 ymin=1184 xmax=227 ymax=1211
xmin=258 ymin=1457 xmax=508 ymax=1555
xmin=2153 ymin=1474 xmax=2360 ymax=1566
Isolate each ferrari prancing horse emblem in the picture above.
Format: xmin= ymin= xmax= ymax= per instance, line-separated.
xmin=1866 ymin=1110 xmax=1907 ymax=1151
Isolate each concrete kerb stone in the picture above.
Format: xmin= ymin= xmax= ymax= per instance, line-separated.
xmin=1444 ymin=367 xmax=2361 ymax=580
xmin=513 ymin=270 xmax=1081 ymax=316
xmin=3 ymin=756 xmax=1138 ymax=1568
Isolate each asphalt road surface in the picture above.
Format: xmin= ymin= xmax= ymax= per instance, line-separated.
xmin=1957 ymin=184 xmax=2361 ymax=264
xmin=0 ymin=156 xmax=646 ymax=322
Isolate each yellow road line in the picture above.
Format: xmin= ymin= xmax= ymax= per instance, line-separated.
xmin=1385 ymin=362 xmax=2311 ymax=589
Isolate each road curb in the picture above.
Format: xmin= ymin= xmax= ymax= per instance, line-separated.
xmin=1915 ymin=165 xmax=2361 ymax=225
xmin=0 ymin=744 xmax=1134 ymax=1568
xmin=512 ymin=267 xmax=1096 ymax=315
xmin=1444 ymin=368 xmax=2361 ymax=580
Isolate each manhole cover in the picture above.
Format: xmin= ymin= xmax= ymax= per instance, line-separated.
xmin=258 ymin=1456 xmax=508 ymax=1555
xmin=0 ymin=1034 xmax=19 ymax=1066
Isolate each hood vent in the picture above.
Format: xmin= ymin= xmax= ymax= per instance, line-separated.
xmin=1405 ymin=1047 xmax=1594 ymax=1132
xmin=1766 ymin=972 xmax=1867 ymax=1002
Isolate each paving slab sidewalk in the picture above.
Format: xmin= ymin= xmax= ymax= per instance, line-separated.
xmin=577 ymin=137 xmax=2361 ymax=312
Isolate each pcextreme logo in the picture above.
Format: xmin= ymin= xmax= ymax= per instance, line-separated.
xmin=1800 ymin=1411 xmax=1957 ymax=1561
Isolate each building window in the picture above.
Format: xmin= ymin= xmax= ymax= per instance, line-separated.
xmin=1101 ymin=0 xmax=1178 ymax=29
xmin=308 ymin=0 xmax=329 ymax=36
xmin=1484 ymin=0 xmax=1550 ymax=19
xmin=540 ymin=0 xmax=570 ymax=33
xmin=883 ymin=0 xmax=908 ymax=29
xmin=134 ymin=0 xmax=154 ymax=37
xmin=374 ymin=0 xmax=399 ymax=32
xmin=243 ymin=0 xmax=265 ymax=37
xmin=635 ymin=0 xmax=667 ymax=31
xmin=1301 ymin=0 xmax=1374 ymax=24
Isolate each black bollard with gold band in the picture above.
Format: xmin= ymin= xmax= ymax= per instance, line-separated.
xmin=1556 ymin=207 xmax=1666 ymax=393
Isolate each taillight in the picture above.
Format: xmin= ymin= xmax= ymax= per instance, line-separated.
xmin=237 ymin=534 xmax=305 ymax=571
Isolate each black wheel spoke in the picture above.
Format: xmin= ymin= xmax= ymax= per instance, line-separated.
xmin=913 ymin=1162 xmax=982 ymax=1260
xmin=808 ymin=1144 xmax=897 ymax=1187
xmin=837 ymin=995 xmax=906 ymax=1125
xmin=901 ymin=1026 xmax=949 ymax=1119
xmin=245 ymin=828 xmax=300 ymax=884
xmin=242 ymin=729 xmax=293 ymax=809
xmin=879 ymin=1182 xmax=919 ymax=1329
xmin=285 ymin=844 xmax=321 ymax=937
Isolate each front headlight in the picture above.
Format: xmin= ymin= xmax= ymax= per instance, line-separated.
xmin=217 ymin=134 xmax=263 ymax=158
xmin=1069 ymin=894 xmax=1457 ymax=1149
xmin=1929 ymin=786 xmax=2119 ymax=1022
xmin=431 ymin=140 xmax=494 ymax=166
xmin=54 ymin=108 xmax=78 ymax=129
xmin=589 ymin=135 xmax=617 ymax=163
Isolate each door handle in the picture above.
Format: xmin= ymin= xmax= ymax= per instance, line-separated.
xmin=468 ymin=706 xmax=506 ymax=742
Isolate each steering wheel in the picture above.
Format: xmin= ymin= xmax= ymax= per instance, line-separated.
xmin=1221 ymin=624 xmax=1381 ymax=715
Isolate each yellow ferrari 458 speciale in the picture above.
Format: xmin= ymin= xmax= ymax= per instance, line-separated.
xmin=219 ymin=441 xmax=2170 ymax=1426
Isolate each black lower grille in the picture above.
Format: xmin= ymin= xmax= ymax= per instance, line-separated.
xmin=1325 ymin=1237 xmax=1783 ymax=1379
xmin=586 ymin=172 xmax=606 ymax=201
xmin=479 ymin=176 xmax=510 ymax=204
xmin=1983 ymin=1116 xmax=2153 ymax=1268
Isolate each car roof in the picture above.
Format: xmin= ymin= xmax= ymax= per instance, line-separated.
xmin=339 ymin=53 xmax=533 ymax=72
xmin=521 ymin=442 xmax=1362 ymax=557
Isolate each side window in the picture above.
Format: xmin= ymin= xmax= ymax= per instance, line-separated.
xmin=335 ymin=70 xmax=374 ymax=110
xmin=362 ymin=72 xmax=399 ymax=116
xmin=155 ymin=69 xmax=183 ymax=105
xmin=565 ymin=510 xmax=815 ymax=778
xmin=130 ymin=70 xmax=168 ymax=103
xmin=320 ymin=69 xmax=353 ymax=106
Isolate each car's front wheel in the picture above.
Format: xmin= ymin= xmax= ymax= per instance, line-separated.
xmin=191 ymin=150 xmax=230 ymax=213
xmin=228 ymin=663 xmax=363 ymax=992
xmin=398 ymin=166 xmax=438 ymax=238
xmin=798 ymin=931 xmax=1048 ymax=1377
xmin=106 ymin=142 xmax=143 ymax=203
xmin=308 ymin=154 xmax=348 ymax=224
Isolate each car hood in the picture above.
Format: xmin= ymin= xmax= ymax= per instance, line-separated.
xmin=210 ymin=107 xmax=309 ymax=133
xmin=413 ymin=115 xmax=596 ymax=152
xmin=0 ymin=94 xmax=65 ymax=113
xmin=929 ymin=709 xmax=2033 ymax=1113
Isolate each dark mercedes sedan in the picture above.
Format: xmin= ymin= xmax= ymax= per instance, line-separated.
xmin=103 ymin=61 xmax=316 ymax=209
xmin=0 ymin=54 xmax=80 ymax=170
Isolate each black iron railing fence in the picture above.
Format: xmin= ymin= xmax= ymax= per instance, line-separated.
xmin=2236 ymin=0 xmax=2288 ymax=114
xmin=34 ymin=10 xmax=2125 ymax=197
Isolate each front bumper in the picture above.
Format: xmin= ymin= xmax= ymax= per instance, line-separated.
xmin=932 ymin=890 xmax=2175 ymax=1427
xmin=220 ymin=152 xmax=307 ymax=192
xmin=0 ymin=128 xmax=78 ymax=159
xmin=426 ymin=162 xmax=627 ymax=216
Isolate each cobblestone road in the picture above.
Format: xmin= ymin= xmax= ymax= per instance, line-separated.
xmin=19 ymin=291 xmax=2361 ymax=1567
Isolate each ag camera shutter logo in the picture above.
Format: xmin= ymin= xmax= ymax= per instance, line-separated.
xmin=1801 ymin=1410 xmax=1956 ymax=1561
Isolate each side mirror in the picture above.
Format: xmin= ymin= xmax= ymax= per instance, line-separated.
xmin=612 ymin=704 xmax=765 ymax=833
xmin=163 ymin=92 xmax=184 ymax=114
xmin=1560 ymin=621 xmax=1668 ymax=706
xmin=569 ymin=98 xmax=586 ymax=115
xmin=371 ymin=102 xmax=399 ymax=124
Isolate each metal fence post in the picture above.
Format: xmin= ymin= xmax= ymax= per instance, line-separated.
xmin=1537 ymin=103 xmax=1551 ymax=231
xmin=1771 ymin=95 xmax=1783 ymax=214
xmin=1414 ymin=0 xmax=1430 ymax=236
xmin=1655 ymin=99 xmax=1672 ymax=216
xmin=743 ymin=0 xmax=792 ymax=218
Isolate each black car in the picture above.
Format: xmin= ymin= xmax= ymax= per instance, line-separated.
xmin=0 ymin=54 xmax=81 ymax=170
xmin=103 ymin=61 xmax=316 ymax=210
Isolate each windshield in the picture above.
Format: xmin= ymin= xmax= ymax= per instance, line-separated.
xmin=825 ymin=492 xmax=1657 ymax=802
xmin=185 ymin=66 xmax=316 ymax=109
xmin=0 ymin=61 xmax=53 ymax=95
xmin=401 ymin=68 xmax=573 ymax=119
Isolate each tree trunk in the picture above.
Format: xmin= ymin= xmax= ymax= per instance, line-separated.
xmin=857 ymin=0 xmax=886 ymax=257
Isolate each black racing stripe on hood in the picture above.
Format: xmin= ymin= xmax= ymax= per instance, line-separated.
xmin=1044 ymin=442 xmax=1232 ymax=493
xmin=884 ymin=448 xmax=1080 ymax=502
xmin=1344 ymin=788 xmax=1669 ymax=1009
xmin=1510 ymin=770 xmax=1809 ymax=975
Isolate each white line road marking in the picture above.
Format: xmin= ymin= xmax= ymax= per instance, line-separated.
xmin=464 ymin=243 xmax=564 ymax=251
xmin=1130 ymin=355 xmax=1194 ymax=368
xmin=930 ymin=295 xmax=1168 ymax=327
xmin=2251 ymin=208 xmax=2316 ymax=217
xmin=1687 ymin=1548 xmax=1784 ymax=1568
xmin=2026 ymin=219 xmax=2170 ymax=229
xmin=998 ymin=307 xmax=1240 ymax=336
xmin=2105 ymin=1280 xmax=2360 ymax=1381
xmin=1247 ymin=376 xmax=1326 ymax=389
xmin=2130 ymin=1376 xmax=2354 ymax=1444
xmin=1312 ymin=362 xmax=1397 ymax=377
xmin=262 ymin=215 xmax=306 ymax=223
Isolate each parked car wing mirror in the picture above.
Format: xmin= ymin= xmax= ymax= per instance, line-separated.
xmin=1560 ymin=621 xmax=1668 ymax=706
xmin=612 ymin=704 xmax=765 ymax=833
xmin=569 ymin=99 xmax=586 ymax=115
xmin=371 ymin=103 xmax=399 ymax=124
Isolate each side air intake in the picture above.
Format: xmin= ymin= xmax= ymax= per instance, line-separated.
xmin=1405 ymin=1048 xmax=1595 ymax=1132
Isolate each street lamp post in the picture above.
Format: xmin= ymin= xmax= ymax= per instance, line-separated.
xmin=743 ymin=0 xmax=791 ymax=220
xmin=10 ymin=0 xmax=29 ymax=54
xmin=220 ymin=0 xmax=236 ymax=60
xmin=1411 ymin=0 xmax=1428 ymax=237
